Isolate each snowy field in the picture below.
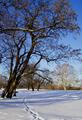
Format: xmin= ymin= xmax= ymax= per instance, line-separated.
xmin=0 ymin=89 xmax=82 ymax=120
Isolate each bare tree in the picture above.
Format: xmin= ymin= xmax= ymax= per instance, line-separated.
xmin=53 ymin=63 xmax=77 ymax=90
xmin=34 ymin=69 xmax=53 ymax=91
xmin=0 ymin=0 xmax=80 ymax=98
xmin=21 ymin=64 xmax=52 ymax=91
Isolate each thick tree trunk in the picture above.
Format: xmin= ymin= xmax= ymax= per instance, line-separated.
xmin=1 ymin=79 xmax=17 ymax=98
xmin=1 ymin=78 xmax=13 ymax=98
xmin=6 ymin=80 xmax=17 ymax=98
xmin=1 ymin=73 xmax=20 ymax=98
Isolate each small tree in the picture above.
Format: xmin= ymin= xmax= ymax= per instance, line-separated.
xmin=54 ymin=63 xmax=77 ymax=90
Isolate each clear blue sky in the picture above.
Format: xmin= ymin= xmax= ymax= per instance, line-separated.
xmin=63 ymin=0 xmax=82 ymax=49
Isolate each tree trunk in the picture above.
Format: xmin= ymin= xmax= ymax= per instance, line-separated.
xmin=1 ymin=79 xmax=17 ymax=98
xmin=37 ymin=84 xmax=41 ymax=91
xmin=27 ymin=82 xmax=30 ymax=90
xmin=1 ymin=78 xmax=13 ymax=98
xmin=1 ymin=73 xmax=20 ymax=98
xmin=31 ymin=84 xmax=34 ymax=91
xmin=13 ymin=90 xmax=17 ymax=96
xmin=63 ymin=86 xmax=67 ymax=90
xmin=6 ymin=85 xmax=16 ymax=98
xmin=27 ymin=85 xmax=30 ymax=90
xmin=1 ymin=42 xmax=35 ymax=98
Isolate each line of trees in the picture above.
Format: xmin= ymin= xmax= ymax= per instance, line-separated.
xmin=0 ymin=0 xmax=81 ymax=98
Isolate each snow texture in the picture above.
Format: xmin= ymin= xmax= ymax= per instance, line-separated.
xmin=0 ymin=89 xmax=82 ymax=120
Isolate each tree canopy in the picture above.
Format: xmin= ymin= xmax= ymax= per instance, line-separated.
xmin=0 ymin=0 xmax=81 ymax=98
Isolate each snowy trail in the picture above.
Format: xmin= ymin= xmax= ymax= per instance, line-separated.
xmin=0 ymin=98 xmax=44 ymax=120
xmin=0 ymin=90 xmax=82 ymax=120
xmin=23 ymin=98 xmax=45 ymax=120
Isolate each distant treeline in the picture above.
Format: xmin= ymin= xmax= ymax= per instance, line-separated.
xmin=45 ymin=84 xmax=82 ymax=90
xmin=18 ymin=83 xmax=82 ymax=90
xmin=0 ymin=76 xmax=82 ymax=90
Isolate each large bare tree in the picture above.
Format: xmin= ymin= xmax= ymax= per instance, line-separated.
xmin=0 ymin=0 xmax=81 ymax=98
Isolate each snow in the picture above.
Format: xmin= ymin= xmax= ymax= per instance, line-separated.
xmin=0 ymin=108 xmax=33 ymax=120
xmin=0 ymin=89 xmax=82 ymax=120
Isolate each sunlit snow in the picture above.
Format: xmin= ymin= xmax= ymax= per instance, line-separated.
xmin=0 ymin=89 xmax=82 ymax=120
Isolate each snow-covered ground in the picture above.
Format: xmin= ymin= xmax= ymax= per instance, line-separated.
xmin=0 ymin=89 xmax=82 ymax=120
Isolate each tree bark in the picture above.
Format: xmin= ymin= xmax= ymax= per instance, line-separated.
xmin=1 ymin=79 xmax=18 ymax=98
xmin=1 ymin=78 xmax=13 ymax=98
xmin=37 ymin=84 xmax=41 ymax=91
xmin=31 ymin=83 xmax=34 ymax=91
xmin=27 ymin=82 xmax=30 ymax=90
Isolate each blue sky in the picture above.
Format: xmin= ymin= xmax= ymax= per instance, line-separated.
xmin=39 ymin=0 xmax=82 ymax=80
xmin=64 ymin=0 xmax=82 ymax=49
xmin=64 ymin=0 xmax=82 ymax=79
